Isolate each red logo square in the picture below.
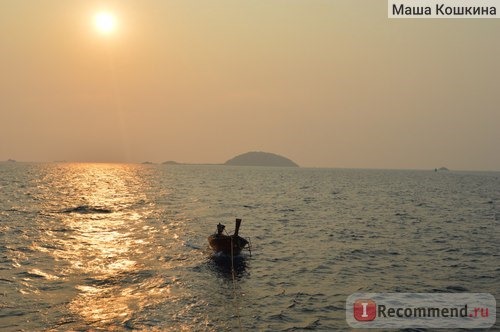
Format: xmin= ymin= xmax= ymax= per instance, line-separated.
xmin=353 ymin=299 xmax=376 ymax=321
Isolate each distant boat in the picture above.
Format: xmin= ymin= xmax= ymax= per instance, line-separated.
xmin=208 ymin=219 xmax=249 ymax=256
xmin=435 ymin=167 xmax=450 ymax=172
xmin=7 ymin=159 xmax=16 ymax=162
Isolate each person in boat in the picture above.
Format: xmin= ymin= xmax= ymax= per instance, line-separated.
xmin=216 ymin=223 xmax=225 ymax=236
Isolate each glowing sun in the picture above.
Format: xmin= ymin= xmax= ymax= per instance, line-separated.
xmin=94 ymin=12 xmax=117 ymax=35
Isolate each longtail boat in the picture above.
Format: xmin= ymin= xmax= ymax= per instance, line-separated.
xmin=208 ymin=218 xmax=249 ymax=255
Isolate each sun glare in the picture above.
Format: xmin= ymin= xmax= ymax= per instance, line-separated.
xmin=94 ymin=12 xmax=116 ymax=35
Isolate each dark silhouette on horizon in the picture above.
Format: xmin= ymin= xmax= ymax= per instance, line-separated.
xmin=225 ymin=151 xmax=299 ymax=167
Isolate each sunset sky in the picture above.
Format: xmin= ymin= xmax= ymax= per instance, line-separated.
xmin=1 ymin=1 xmax=499 ymax=170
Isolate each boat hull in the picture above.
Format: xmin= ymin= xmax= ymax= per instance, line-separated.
xmin=208 ymin=234 xmax=248 ymax=255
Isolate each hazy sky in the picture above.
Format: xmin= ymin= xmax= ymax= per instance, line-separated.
xmin=1 ymin=1 xmax=499 ymax=170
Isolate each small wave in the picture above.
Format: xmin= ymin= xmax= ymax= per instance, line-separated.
xmin=0 ymin=277 xmax=14 ymax=284
xmin=284 ymin=318 xmax=321 ymax=331
xmin=0 ymin=309 xmax=27 ymax=318
xmin=303 ymin=197 xmax=315 ymax=203
xmin=184 ymin=241 xmax=201 ymax=250
xmin=5 ymin=207 xmax=32 ymax=214
xmin=268 ymin=311 xmax=298 ymax=323
xmin=445 ymin=285 xmax=469 ymax=292
xmin=18 ymin=269 xmax=60 ymax=280
xmin=61 ymin=205 xmax=113 ymax=214
xmin=322 ymin=304 xmax=344 ymax=311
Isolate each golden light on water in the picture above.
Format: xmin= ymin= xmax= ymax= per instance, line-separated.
xmin=37 ymin=164 xmax=171 ymax=326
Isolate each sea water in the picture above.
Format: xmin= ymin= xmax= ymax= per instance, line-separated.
xmin=0 ymin=162 xmax=498 ymax=331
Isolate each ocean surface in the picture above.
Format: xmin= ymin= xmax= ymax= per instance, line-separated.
xmin=0 ymin=162 xmax=498 ymax=331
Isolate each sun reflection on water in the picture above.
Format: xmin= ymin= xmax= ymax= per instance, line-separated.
xmin=37 ymin=163 xmax=170 ymax=326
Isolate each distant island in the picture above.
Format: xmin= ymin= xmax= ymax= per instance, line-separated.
xmin=160 ymin=151 xmax=299 ymax=167
xmin=225 ymin=151 xmax=299 ymax=167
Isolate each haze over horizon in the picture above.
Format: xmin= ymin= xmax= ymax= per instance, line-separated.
xmin=1 ymin=1 xmax=499 ymax=171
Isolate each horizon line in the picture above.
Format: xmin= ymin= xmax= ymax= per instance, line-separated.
xmin=1 ymin=160 xmax=499 ymax=173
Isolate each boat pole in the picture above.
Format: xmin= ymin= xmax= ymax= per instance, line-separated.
xmin=234 ymin=218 xmax=242 ymax=236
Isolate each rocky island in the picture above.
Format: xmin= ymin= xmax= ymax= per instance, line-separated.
xmin=225 ymin=151 xmax=299 ymax=167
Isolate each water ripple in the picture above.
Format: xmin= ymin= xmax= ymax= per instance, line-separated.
xmin=0 ymin=164 xmax=498 ymax=330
